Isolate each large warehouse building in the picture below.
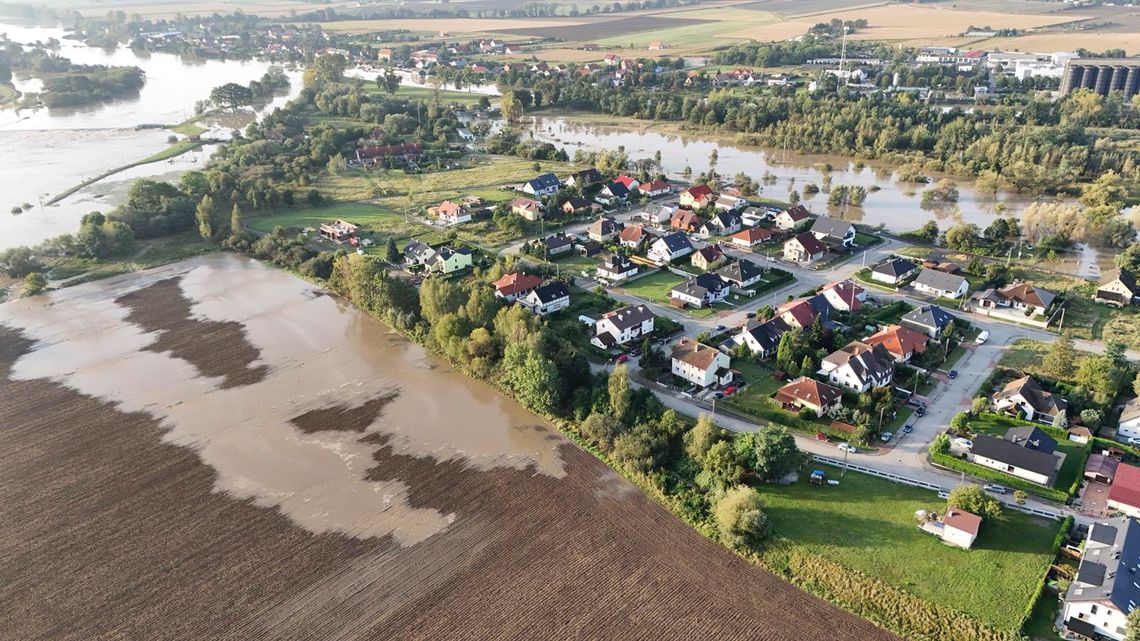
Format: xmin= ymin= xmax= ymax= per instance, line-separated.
xmin=1060 ymin=59 xmax=1140 ymax=98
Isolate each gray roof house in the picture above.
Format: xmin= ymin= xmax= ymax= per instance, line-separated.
xmin=1062 ymin=518 xmax=1140 ymax=640
xmin=871 ymin=257 xmax=918 ymax=285
xmin=809 ymin=217 xmax=856 ymax=247
xmin=913 ymin=269 xmax=970 ymax=299
xmin=900 ymin=305 xmax=958 ymax=337
xmin=717 ymin=259 xmax=765 ymax=288
xmin=970 ymin=434 xmax=1058 ymax=486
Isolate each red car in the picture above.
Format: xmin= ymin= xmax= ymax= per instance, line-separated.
xmin=723 ymin=386 xmax=736 ymax=396
xmin=615 ymin=354 xmax=629 ymax=364
xmin=815 ymin=432 xmax=829 ymax=442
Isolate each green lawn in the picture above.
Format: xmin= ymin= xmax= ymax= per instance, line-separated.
xmin=361 ymin=82 xmax=487 ymax=106
xmin=247 ymin=202 xmax=406 ymax=233
xmin=968 ymin=414 xmax=1088 ymax=493
xmin=867 ymin=300 xmax=913 ymax=325
xmin=998 ymin=339 xmax=1094 ymax=385
xmin=763 ymin=464 xmax=1061 ymax=632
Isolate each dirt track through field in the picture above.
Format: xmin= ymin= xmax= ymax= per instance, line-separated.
xmin=0 ymin=255 xmax=898 ymax=641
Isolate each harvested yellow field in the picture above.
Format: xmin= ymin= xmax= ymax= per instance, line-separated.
xmin=723 ymin=4 xmax=1088 ymax=43
xmin=972 ymin=32 xmax=1140 ymax=56
xmin=320 ymin=17 xmax=578 ymax=35
xmin=73 ymin=0 xmax=359 ymax=18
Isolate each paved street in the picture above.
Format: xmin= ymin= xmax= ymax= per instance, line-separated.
xmin=560 ymin=206 xmax=1108 ymax=522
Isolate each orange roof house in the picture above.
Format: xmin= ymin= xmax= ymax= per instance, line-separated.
xmin=864 ymin=324 xmax=928 ymax=363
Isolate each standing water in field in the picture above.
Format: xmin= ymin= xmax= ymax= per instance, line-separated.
xmin=0 ymin=254 xmax=564 ymax=544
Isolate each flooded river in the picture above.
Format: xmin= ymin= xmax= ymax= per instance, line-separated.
xmin=0 ymin=22 xmax=302 ymax=250
xmin=529 ymin=116 xmax=1054 ymax=231
xmin=0 ymin=254 xmax=563 ymax=544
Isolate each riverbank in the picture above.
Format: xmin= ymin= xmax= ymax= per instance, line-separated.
xmin=44 ymin=140 xmax=204 ymax=206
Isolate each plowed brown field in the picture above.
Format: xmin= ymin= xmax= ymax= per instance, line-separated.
xmin=0 ymin=255 xmax=897 ymax=641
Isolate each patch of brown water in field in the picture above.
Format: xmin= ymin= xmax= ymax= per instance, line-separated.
xmin=0 ymin=254 xmax=564 ymax=545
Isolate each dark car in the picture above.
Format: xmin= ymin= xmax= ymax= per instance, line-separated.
xmin=746 ymin=312 xmax=756 ymax=319
xmin=902 ymin=424 xmax=914 ymax=434
xmin=948 ymin=369 xmax=958 ymax=379
xmin=915 ymin=405 xmax=926 ymax=417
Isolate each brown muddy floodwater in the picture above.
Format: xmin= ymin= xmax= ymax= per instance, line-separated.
xmin=0 ymin=254 xmax=898 ymax=641
xmin=0 ymin=254 xmax=563 ymax=545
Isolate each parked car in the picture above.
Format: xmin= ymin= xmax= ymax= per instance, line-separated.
xmin=815 ymin=432 xmax=829 ymax=442
xmin=1126 ymin=436 xmax=1140 ymax=446
xmin=880 ymin=432 xmax=893 ymax=443
xmin=615 ymin=354 xmax=629 ymax=364
xmin=715 ymin=325 xmax=726 ymax=332
xmin=723 ymin=386 xmax=736 ymax=396
xmin=914 ymin=405 xmax=926 ymax=417
xmin=713 ymin=391 xmax=724 ymax=399
xmin=746 ymin=312 xmax=756 ymax=319
xmin=983 ymin=484 xmax=1008 ymax=494
xmin=630 ymin=348 xmax=642 ymax=357
xmin=953 ymin=437 xmax=974 ymax=449
xmin=902 ymin=424 xmax=914 ymax=434
xmin=948 ymin=369 xmax=959 ymax=379
xmin=975 ymin=330 xmax=990 ymax=345
xmin=838 ymin=443 xmax=857 ymax=453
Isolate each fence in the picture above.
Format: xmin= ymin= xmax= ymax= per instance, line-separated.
xmin=811 ymin=455 xmax=944 ymax=492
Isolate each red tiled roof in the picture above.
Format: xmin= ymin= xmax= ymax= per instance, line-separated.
xmin=865 ymin=324 xmax=928 ymax=359
xmin=493 ymin=272 xmax=543 ymax=297
xmin=683 ymin=184 xmax=713 ymax=198
xmin=943 ymin=508 xmax=981 ymax=536
xmin=732 ymin=227 xmax=774 ymax=244
xmin=778 ymin=299 xmax=816 ymax=329
xmin=776 ymin=376 xmax=842 ymax=408
xmin=640 ymin=179 xmax=669 ymax=193
xmin=615 ymin=175 xmax=637 ymax=188
xmin=1110 ymin=462 xmax=1140 ymax=509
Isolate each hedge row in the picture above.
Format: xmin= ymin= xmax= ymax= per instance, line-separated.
xmin=930 ymin=450 xmax=1069 ymax=503
xmin=1017 ymin=515 xmax=1073 ymax=632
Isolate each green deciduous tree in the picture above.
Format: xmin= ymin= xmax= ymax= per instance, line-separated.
xmin=209 ymin=82 xmax=254 ymax=111
xmin=1042 ymin=332 xmax=1077 ymax=380
xmin=580 ymin=411 xmax=623 ymax=449
xmin=946 ymin=484 xmax=1003 ymax=521
xmin=684 ymin=413 xmax=721 ymax=464
xmin=22 ymin=271 xmax=47 ymax=296
xmin=195 ymin=194 xmax=217 ymax=240
xmin=714 ymin=485 xmax=772 ymax=549
xmin=608 ymin=364 xmax=632 ymax=424
xmin=611 ymin=423 xmax=667 ymax=474
xmin=735 ymin=426 xmax=801 ymax=482
xmin=700 ymin=440 xmax=744 ymax=490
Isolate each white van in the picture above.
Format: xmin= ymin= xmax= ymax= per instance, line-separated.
xmin=975 ymin=330 xmax=990 ymax=345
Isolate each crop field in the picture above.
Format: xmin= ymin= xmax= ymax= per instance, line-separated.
xmin=495 ymin=15 xmax=712 ymax=41
xmin=763 ymin=464 xmax=1061 ymax=632
xmin=0 ymin=255 xmax=898 ymax=641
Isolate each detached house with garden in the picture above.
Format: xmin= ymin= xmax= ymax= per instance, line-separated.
xmin=671 ymin=338 xmax=732 ymax=388
xmin=992 ymin=376 xmax=1068 ymax=425
xmin=1062 ymin=517 xmax=1140 ymax=641
xmin=591 ymin=304 xmax=655 ymax=350
xmin=819 ymin=341 xmax=895 ymax=392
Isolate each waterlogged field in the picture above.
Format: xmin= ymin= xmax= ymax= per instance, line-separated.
xmin=0 ymin=254 xmax=898 ymax=641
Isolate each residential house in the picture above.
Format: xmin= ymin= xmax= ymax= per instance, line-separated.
xmin=1062 ymin=517 xmax=1140 ymax=641
xmin=913 ymin=269 xmax=970 ymax=299
xmin=648 ymin=232 xmax=694 ymax=263
xmin=492 ymin=272 xmax=543 ymax=301
xmin=871 ymin=257 xmax=919 ymax=285
xmin=920 ymin=508 xmax=981 ymax=550
xmin=671 ymin=338 xmax=733 ymax=388
xmin=900 ymin=305 xmax=958 ymax=338
xmin=539 ymin=233 xmax=574 ymax=256
xmin=1085 ymin=454 xmax=1120 ymax=484
xmin=455 ymin=128 xmax=476 ymax=142
xmin=820 ymin=280 xmax=866 ymax=312
xmin=1108 ymin=464 xmax=1140 ymax=519
xmin=778 ymin=298 xmax=818 ymax=330
xmin=596 ymin=254 xmax=638 ymax=282
xmin=775 ymin=377 xmax=843 ymax=417
xmin=426 ymin=246 xmax=473 ymax=274
xmin=679 ymin=185 xmax=715 ymax=210
xmin=563 ymin=168 xmax=603 ymax=188
xmin=670 ymin=273 xmax=730 ymax=308
xmin=972 ymin=282 xmax=1056 ymax=317
xmin=717 ymin=259 xmax=765 ymax=288
xmin=670 ymin=210 xmax=703 ymax=233
xmin=642 ymin=202 xmax=678 ymax=224
xmin=864 ymin=324 xmax=928 ymax=363
xmin=809 ymin=217 xmax=856 ymax=247
xmin=969 ymin=434 xmax=1058 ymax=486
xmin=511 ymin=197 xmax=543 ymax=220
xmin=714 ymin=194 xmax=748 ymax=212
xmin=591 ymin=304 xmax=655 ymax=349
xmin=618 ymin=224 xmax=655 ymax=250
xmin=639 ymin=179 xmax=670 ymax=198
xmin=774 ymin=205 xmax=811 ymax=230
xmin=1006 ymin=425 xmax=1059 ymax=453
xmin=586 ymin=216 xmax=621 ymax=242
xmin=428 ymin=200 xmax=471 ymax=225
xmin=783 ymin=232 xmax=827 ymax=264
xmin=740 ymin=206 xmax=771 ymax=227
xmin=319 ymin=219 xmax=358 ymax=244
xmin=735 ymin=317 xmax=792 ymax=357
xmin=1096 ymin=268 xmax=1140 ymax=307
xmin=700 ymin=211 xmax=742 ymax=237
xmin=595 ymin=181 xmax=630 ymax=206
xmin=522 ymin=172 xmax=561 ymax=197
xmin=993 ymin=376 xmax=1068 ymax=424
xmin=520 ymin=282 xmax=571 ymax=316
xmin=819 ymin=341 xmax=896 ymax=392
xmin=691 ymin=244 xmax=727 ymax=271
xmin=561 ymin=196 xmax=591 ymax=215
xmin=614 ymin=175 xmax=639 ymax=192
xmin=1117 ymin=397 xmax=1140 ymax=443
xmin=730 ymin=227 xmax=775 ymax=248
xmin=403 ymin=239 xmax=437 ymax=265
